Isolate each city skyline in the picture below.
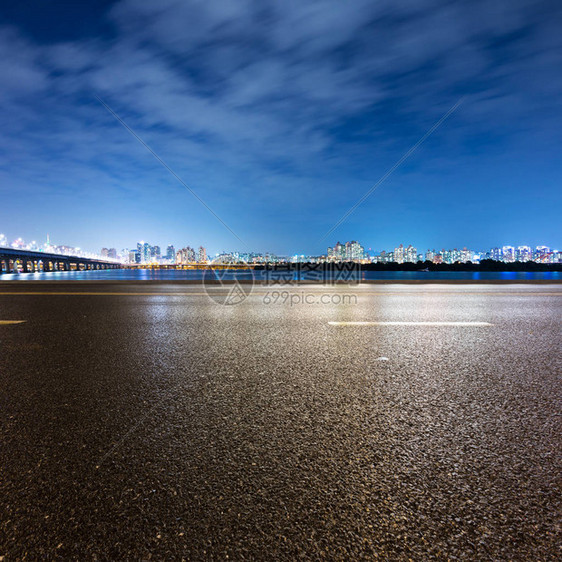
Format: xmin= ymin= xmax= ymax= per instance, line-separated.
xmin=2 ymin=232 xmax=560 ymax=264
xmin=1 ymin=0 xmax=561 ymax=254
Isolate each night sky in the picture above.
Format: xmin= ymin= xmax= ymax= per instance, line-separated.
xmin=1 ymin=0 xmax=561 ymax=255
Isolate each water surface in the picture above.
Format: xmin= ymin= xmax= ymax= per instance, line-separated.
xmin=0 ymin=269 xmax=559 ymax=282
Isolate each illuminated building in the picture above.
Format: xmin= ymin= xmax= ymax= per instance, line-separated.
xmin=137 ymin=242 xmax=151 ymax=264
xmin=516 ymin=246 xmax=532 ymax=262
xmin=166 ymin=245 xmax=175 ymax=262
xmin=327 ymin=241 xmax=365 ymax=262
xmin=177 ymin=246 xmax=196 ymax=264
xmin=404 ymin=245 xmax=417 ymax=263
xmin=502 ymin=246 xmax=515 ymax=263
xmin=535 ymin=246 xmax=551 ymax=262
xmin=101 ymin=248 xmax=117 ymax=259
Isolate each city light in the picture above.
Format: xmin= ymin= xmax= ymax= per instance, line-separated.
xmin=1 ymin=233 xmax=561 ymax=266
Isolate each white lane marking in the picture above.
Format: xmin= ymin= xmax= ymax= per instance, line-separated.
xmin=328 ymin=321 xmax=492 ymax=326
xmin=377 ymin=357 xmax=390 ymax=361
xmin=0 ymin=320 xmax=26 ymax=325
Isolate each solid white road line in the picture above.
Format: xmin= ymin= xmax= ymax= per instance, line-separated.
xmin=328 ymin=321 xmax=492 ymax=326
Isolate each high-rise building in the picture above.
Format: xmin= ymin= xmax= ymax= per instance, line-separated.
xmin=177 ymin=246 xmax=197 ymax=264
xmin=425 ymin=249 xmax=435 ymax=262
xmin=502 ymin=246 xmax=515 ymax=263
xmin=101 ymin=248 xmax=118 ymax=259
xmin=441 ymin=249 xmax=452 ymax=264
xmin=166 ymin=245 xmax=175 ymax=262
xmin=137 ymin=242 xmax=151 ymax=264
xmin=327 ymin=241 xmax=365 ymax=261
xmin=334 ymin=241 xmax=344 ymax=260
xmin=404 ymin=245 xmax=417 ymax=263
xmin=516 ymin=246 xmax=532 ymax=262
xmin=151 ymin=245 xmax=161 ymax=260
xmin=198 ymin=246 xmax=207 ymax=263
xmin=535 ymin=246 xmax=551 ymax=262
xmin=394 ymin=244 xmax=404 ymax=264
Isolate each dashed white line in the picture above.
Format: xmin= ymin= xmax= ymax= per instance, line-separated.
xmin=328 ymin=321 xmax=493 ymax=326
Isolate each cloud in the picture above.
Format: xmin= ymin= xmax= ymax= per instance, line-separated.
xmin=0 ymin=0 xmax=561 ymax=251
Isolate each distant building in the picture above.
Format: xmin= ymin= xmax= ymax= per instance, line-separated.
xmin=198 ymin=246 xmax=207 ymax=263
xmin=177 ymin=246 xmax=196 ymax=264
xmin=393 ymin=244 xmax=404 ymax=264
xmin=327 ymin=240 xmax=365 ymax=262
xmin=516 ymin=246 xmax=532 ymax=262
xmin=101 ymin=248 xmax=118 ymax=259
xmin=166 ymin=245 xmax=175 ymax=262
xmin=393 ymin=244 xmax=417 ymax=263
xmin=404 ymin=245 xmax=417 ymax=263
xmin=137 ymin=242 xmax=151 ymax=264
xmin=502 ymin=246 xmax=515 ymax=263
xmin=535 ymin=246 xmax=551 ymax=262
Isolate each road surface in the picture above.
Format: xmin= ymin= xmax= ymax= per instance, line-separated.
xmin=1 ymin=282 xmax=560 ymax=559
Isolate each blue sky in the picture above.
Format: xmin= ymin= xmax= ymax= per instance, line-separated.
xmin=0 ymin=0 xmax=561 ymax=255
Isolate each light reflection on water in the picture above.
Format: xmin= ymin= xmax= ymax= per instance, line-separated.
xmin=0 ymin=268 xmax=559 ymax=282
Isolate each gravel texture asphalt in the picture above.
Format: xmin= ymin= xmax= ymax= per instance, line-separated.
xmin=0 ymin=282 xmax=560 ymax=560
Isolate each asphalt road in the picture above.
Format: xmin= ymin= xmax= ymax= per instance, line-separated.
xmin=0 ymin=282 xmax=560 ymax=560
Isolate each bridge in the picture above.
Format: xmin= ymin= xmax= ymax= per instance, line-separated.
xmin=0 ymin=247 xmax=122 ymax=273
